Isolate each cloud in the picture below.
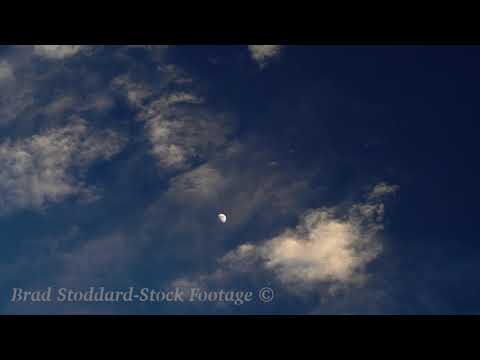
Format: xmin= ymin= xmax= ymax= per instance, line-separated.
xmin=33 ymin=45 xmax=92 ymax=60
xmin=111 ymin=74 xmax=154 ymax=107
xmin=164 ymin=140 xmax=310 ymax=222
xmin=177 ymin=182 xmax=398 ymax=294
xmin=166 ymin=164 xmax=225 ymax=203
xmin=0 ymin=61 xmax=14 ymax=82
xmin=0 ymin=56 xmax=34 ymax=125
xmin=54 ymin=232 xmax=134 ymax=288
xmin=157 ymin=64 xmax=194 ymax=84
xmin=0 ymin=118 xmax=126 ymax=214
xmin=0 ymin=46 xmax=113 ymax=127
xmin=42 ymin=93 xmax=115 ymax=117
xmin=248 ymin=45 xmax=283 ymax=68
xmin=141 ymin=107 xmax=229 ymax=171
xmin=368 ymin=182 xmax=400 ymax=201
xmin=226 ymin=208 xmax=380 ymax=288
xmin=0 ymin=87 xmax=34 ymax=125
xmin=138 ymin=139 xmax=313 ymax=293
xmin=43 ymin=96 xmax=77 ymax=116
xmin=112 ymin=60 xmax=232 ymax=172
xmin=129 ymin=87 xmax=230 ymax=171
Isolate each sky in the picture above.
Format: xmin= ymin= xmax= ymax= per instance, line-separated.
xmin=0 ymin=45 xmax=479 ymax=314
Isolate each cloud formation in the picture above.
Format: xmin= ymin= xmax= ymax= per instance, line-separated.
xmin=113 ymin=72 xmax=232 ymax=171
xmin=42 ymin=94 xmax=115 ymax=118
xmin=0 ymin=46 xmax=114 ymax=127
xmin=33 ymin=45 xmax=91 ymax=60
xmin=164 ymin=140 xmax=310 ymax=221
xmin=166 ymin=164 xmax=225 ymax=203
xmin=248 ymin=45 xmax=283 ymax=68
xmin=177 ymin=182 xmax=398 ymax=294
xmin=0 ymin=61 xmax=14 ymax=82
xmin=0 ymin=88 xmax=33 ymax=126
xmin=0 ymin=56 xmax=33 ymax=125
xmin=157 ymin=64 xmax=194 ymax=85
xmin=141 ymin=104 xmax=230 ymax=171
xmin=0 ymin=118 xmax=126 ymax=214
xmin=111 ymin=75 xmax=154 ymax=107
xmin=224 ymin=183 xmax=397 ymax=289
xmin=368 ymin=182 xmax=400 ymax=200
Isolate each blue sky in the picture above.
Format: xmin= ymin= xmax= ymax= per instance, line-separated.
xmin=0 ymin=45 xmax=479 ymax=314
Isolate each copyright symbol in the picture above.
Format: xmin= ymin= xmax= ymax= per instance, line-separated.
xmin=259 ymin=287 xmax=274 ymax=303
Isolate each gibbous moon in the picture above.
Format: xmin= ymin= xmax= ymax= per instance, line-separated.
xmin=218 ymin=213 xmax=227 ymax=223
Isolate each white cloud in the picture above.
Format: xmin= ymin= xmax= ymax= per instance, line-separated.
xmin=42 ymin=93 xmax=115 ymax=117
xmin=248 ymin=45 xmax=283 ymax=68
xmin=111 ymin=75 xmax=154 ymax=107
xmin=145 ymin=113 xmax=229 ymax=171
xmin=111 ymin=63 xmax=229 ymax=172
xmin=137 ymin=92 xmax=204 ymax=116
xmin=0 ymin=60 xmax=32 ymax=125
xmin=0 ymin=118 xmax=126 ymax=214
xmin=0 ymin=46 xmax=112 ymax=126
xmin=137 ymin=92 xmax=230 ymax=171
xmin=0 ymin=61 xmax=14 ymax=82
xmin=368 ymin=182 xmax=399 ymax=200
xmin=33 ymin=45 xmax=91 ymax=60
xmin=178 ymin=182 xmax=398 ymax=294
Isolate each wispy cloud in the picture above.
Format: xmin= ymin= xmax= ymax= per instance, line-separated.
xmin=0 ymin=118 xmax=126 ymax=214
xmin=33 ymin=45 xmax=92 ymax=60
xmin=0 ymin=87 xmax=34 ymax=126
xmin=141 ymin=104 xmax=231 ymax=171
xmin=166 ymin=164 xmax=226 ymax=203
xmin=248 ymin=45 xmax=283 ymax=68
xmin=175 ymin=182 xmax=398 ymax=294
xmin=0 ymin=46 xmax=113 ymax=127
xmin=111 ymin=74 xmax=154 ymax=107
xmin=42 ymin=93 xmax=115 ymax=117
xmin=0 ymin=61 xmax=14 ymax=82
xmin=157 ymin=64 xmax=194 ymax=84
xmin=0 ymin=54 xmax=34 ymax=126
xmin=113 ymin=69 xmax=232 ymax=172
xmin=164 ymin=140 xmax=310 ymax=221
xmin=368 ymin=182 xmax=400 ymax=201
xmin=139 ymin=139 xmax=313 ymax=295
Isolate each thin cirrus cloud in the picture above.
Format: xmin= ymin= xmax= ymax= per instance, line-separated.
xmin=0 ymin=60 xmax=32 ymax=126
xmin=113 ymin=70 xmax=233 ymax=172
xmin=42 ymin=94 xmax=115 ymax=118
xmin=158 ymin=64 xmax=194 ymax=85
xmin=111 ymin=74 xmax=154 ymax=108
xmin=139 ymin=99 xmax=231 ymax=171
xmin=368 ymin=182 xmax=400 ymax=201
xmin=248 ymin=45 xmax=283 ymax=68
xmin=0 ymin=61 xmax=14 ymax=82
xmin=140 ymin=139 xmax=313 ymax=288
xmin=166 ymin=163 xmax=226 ymax=203
xmin=0 ymin=118 xmax=126 ymax=214
xmin=163 ymin=139 xmax=310 ymax=223
xmin=0 ymin=46 xmax=112 ymax=127
xmin=33 ymin=45 xmax=93 ymax=60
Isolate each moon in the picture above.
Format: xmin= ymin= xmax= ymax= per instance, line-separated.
xmin=217 ymin=213 xmax=227 ymax=223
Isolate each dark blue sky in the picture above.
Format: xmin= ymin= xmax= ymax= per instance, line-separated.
xmin=0 ymin=45 xmax=479 ymax=314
